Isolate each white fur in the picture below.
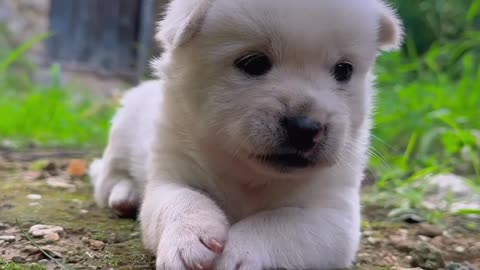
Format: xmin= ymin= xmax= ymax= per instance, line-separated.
xmin=90 ymin=0 xmax=403 ymax=269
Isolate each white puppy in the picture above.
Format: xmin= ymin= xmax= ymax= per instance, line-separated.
xmin=89 ymin=0 xmax=403 ymax=269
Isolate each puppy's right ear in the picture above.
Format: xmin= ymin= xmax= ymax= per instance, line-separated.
xmin=376 ymin=1 xmax=404 ymax=51
xmin=156 ymin=0 xmax=213 ymax=49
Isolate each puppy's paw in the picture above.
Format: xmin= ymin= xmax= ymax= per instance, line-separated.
xmin=156 ymin=216 xmax=229 ymax=270
xmin=214 ymin=225 xmax=264 ymax=270
xmin=108 ymin=180 xmax=140 ymax=218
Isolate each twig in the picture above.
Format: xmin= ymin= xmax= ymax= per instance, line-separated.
xmin=15 ymin=219 xmax=74 ymax=270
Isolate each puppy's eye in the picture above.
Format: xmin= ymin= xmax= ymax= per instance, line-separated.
xmin=234 ymin=52 xmax=272 ymax=76
xmin=332 ymin=62 xmax=353 ymax=82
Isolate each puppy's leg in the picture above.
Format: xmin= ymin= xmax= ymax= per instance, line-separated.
xmin=215 ymin=206 xmax=360 ymax=270
xmin=89 ymin=143 xmax=141 ymax=218
xmin=140 ymin=182 xmax=229 ymax=270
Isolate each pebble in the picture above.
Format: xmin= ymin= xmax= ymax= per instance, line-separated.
xmin=0 ymin=235 xmax=15 ymax=243
xmin=454 ymin=246 xmax=465 ymax=253
xmin=26 ymin=194 xmax=42 ymax=200
xmin=88 ymin=239 xmax=105 ymax=250
xmin=446 ymin=262 xmax=476 ymax=270
xmin=24 ymin=171 xmax=45 ymax=181
xmin=46 ymin=177 xmax=76 ymax=190
xmin=410 ymin=242 xmax=445 ymax=270
xmin=29 ymin=202 xmax=40 ymax=207
xmin=43 ymin=232 xmax=60 ymax=243
xmin=23 ymin=245 xmax=38 ymax=253
xmin=28 ymin=224 xmax=65 ymax=238
xmin=0 ymin=223 xmax=9 ymax=230
xmin=80 ymin=209 xmax=89 ymax=214
xmin=417 ymin=223 xmax=443 ymax=238
xmin=11 ymin=256 xmax=27 ymax=263
xmin=367 ymin=237 xmax=379 ymax=244
xmin=0 ymin=240 xmax=5 ymax=247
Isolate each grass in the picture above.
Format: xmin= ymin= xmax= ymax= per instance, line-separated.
xmin=0 ymin=29 xmax=115 ymax=149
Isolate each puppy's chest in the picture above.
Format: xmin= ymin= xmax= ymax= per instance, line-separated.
xmin=214 ymin=183 xmax=285 ymax=222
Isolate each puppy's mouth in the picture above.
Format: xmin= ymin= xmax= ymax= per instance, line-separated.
xmin=252 ymin=152 xmax=316 ymax=169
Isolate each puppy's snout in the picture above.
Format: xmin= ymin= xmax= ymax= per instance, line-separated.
xmin=283 ymin=116 xmax=326 ymax=151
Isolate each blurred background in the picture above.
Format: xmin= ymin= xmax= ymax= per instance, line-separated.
xmin=0 ymin=0 xmax=479 ymax=269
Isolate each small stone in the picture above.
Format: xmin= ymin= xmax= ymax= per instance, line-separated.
xmin=446 ymin=262 xmax=476 ymax=270
xmin=417 ymin=224 xmax=443 ymax=238
xmin=28 ymin=224 xmax=65 ymax=238
xmin=418 ymin=235 xmax=431 ymax=242
xmin=38 ymin=259 xmax=49 ymax=265
xmin=0 ymin=223 xmax=8 ymax=230
xmin=80 ymin=209 xmax=88 ymax=214
xmin=26 ymin=194 xmax=42 ymax=200
xmin=29 ymin=202 xmax=40 ymax=207
xmin=367 ymin=237 xmax=379 ymax=244
xmin=392 ymin=240 xmax=416 ymax=252
xmin=362 ymin=230 xmax=374 ymax=236
xmin=81 ymin=236 xmax=90 ymax=244
xmin=23 ymin=245 xmax=37 ymax=253
xmin=12 ymin=256 xmax=27 ymax=263
xmin=410 ymin=242 xmax=445 ymax=270
xmin=43 ymin=232 xmax=60 ymax=242
xmin=24 ymin=171 xmax=45 ymax=181
xmin=0 ymin=235 xmax=15 ymax=243
xmin=0 ymin=240 xmax=5 ymax=247
xmin=46 ymin=177 xmax=76 ymax=190
xmin=88 ymin=239 xmax=105 ymax=250
xmin=67 ymin=159 xmax=87 ymax=177
xmin=454 ymin=246 xmax=465 ymax=253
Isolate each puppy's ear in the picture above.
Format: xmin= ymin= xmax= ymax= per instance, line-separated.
xmin=156 ymin=0 xmax=213 ymax=49
xmin=377 ymin=1 xmax=404 ymax=51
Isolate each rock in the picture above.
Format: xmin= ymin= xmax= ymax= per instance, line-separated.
xmin=367 ymin=236 xmax=379 ymax=244
xmin=88 ymin=239 xmax=105 ymax=250
xmin=26 ymin=194 xmax=42 ymax=200
xmin=11 ymin=256 xmax=27 ymax=263
xmin=391 ymin=239 xmax=415 ymax=252
xmin=0 ymin=240 xmax=5 ymax=247
xmin=28 ymin=224 xmax=65 ymax=238
xmin=0 ymin=223 xmax=8 ymax=230
xmin=446 ymin=262 xmax=476 ymax=270
xmin=417 ymin=224 xmax=442 ymax=238
xmin=454 ymin=246 xmax=465 ymax=253
xmin=424 ymin=174 xmax=480 ymax=214
xmin=410 ymin=242 xmax=445 ymax=270
xmin=80 ymin=209 xmax=88 ymax=214
xmin=24 ymin=171 xmax=45 ymax=181
xmin=23 ymin=245 xmax=38 ymax=253
xmin=67 ymin=159 xmax=88 ymax=177
xmin=29 ymin=202 xmax=40 ymax=207
xmin=0 ymin=235 xmax=16 ymax=243
xmin=43 ymin=232 xmax=60 ymax=243
xmin=46 ymin=177 xmax=76 ymax=190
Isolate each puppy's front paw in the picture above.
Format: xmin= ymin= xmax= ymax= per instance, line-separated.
xmin=215 ymin=225 xmax=265 ymax=270
xmin=156 ymin=217 xmax=229 ymax=270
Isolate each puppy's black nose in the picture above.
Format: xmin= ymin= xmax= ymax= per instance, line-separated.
xmin=283 ymin=116 xmax=324 ymax=151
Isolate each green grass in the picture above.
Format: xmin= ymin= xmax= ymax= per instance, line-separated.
xmin=0 ymin=29 xmax=115 ymax=149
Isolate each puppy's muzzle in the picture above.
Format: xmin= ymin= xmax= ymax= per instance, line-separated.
xmin=254 ymin=116 xmax=327 ymax=169
xmin=283 ymin=116 xmax=326 ymax=152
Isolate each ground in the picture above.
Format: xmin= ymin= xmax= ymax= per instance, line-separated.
xmin=0 ymin=150 xmax=479 ymax=270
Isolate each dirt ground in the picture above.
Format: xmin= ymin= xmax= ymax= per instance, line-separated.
xmin=1 ymin=151 xmax=479 ymax=270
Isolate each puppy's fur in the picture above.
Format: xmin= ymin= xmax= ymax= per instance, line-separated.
xmin=90 ymin=0 xmax=403 ymax=269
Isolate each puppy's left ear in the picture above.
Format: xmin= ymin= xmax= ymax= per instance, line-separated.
xmin=376 ymin=1 xmax=404 ymax=51
xmin=156 ymin=0 xmax=213 ymax=49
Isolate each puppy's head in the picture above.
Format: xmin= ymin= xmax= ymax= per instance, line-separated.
xmin=154 ymin=0 xmax=403 ymax=175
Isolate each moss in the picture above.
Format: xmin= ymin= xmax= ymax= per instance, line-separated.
xmin=0 ymin=262 xmax=46 ymax=270
xmin=0 ymin=176 xmax=154 ymax=268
